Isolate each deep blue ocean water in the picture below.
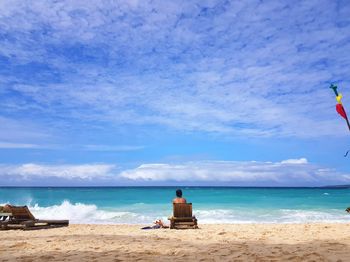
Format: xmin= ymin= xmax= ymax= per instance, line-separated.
xmin=1 ymin=187 xmax=350 ymax=224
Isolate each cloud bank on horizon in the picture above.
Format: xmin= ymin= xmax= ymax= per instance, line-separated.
xmin=1 ymin=0 xmax=350 ymax=186
xmin=1 ymin=158 xmax=350 ymax=187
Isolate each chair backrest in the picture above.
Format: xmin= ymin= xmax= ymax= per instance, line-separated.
xmin=9 ymin=206 xmax=36 ymax=220
xmin=173 ymin=203 xmax=192 ymax=217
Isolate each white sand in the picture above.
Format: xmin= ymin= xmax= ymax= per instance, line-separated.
xmin=2 ymin=223 xmax=350 ymax=261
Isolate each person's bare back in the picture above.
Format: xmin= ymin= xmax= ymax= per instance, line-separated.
xmin=172 ymin=189 xmax=187 ymax=204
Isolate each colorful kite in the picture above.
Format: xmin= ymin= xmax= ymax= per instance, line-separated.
xmin=330 ymin=84 xmax=350 ymax=157
xmin=330 ymin=84 xmax=350 ymax=131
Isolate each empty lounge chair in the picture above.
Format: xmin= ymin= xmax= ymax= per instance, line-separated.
xmin=0 ymin=205 xmax=69 ymax=230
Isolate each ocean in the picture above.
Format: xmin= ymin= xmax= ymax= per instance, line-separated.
xmin=1 ymin=187 xmax=350 ymax=224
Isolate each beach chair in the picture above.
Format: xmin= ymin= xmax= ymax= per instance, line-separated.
xmin=168 ymin=203 xmax=198 ymax=229
xmin=1 ymin=205 xmax=69 ymax=230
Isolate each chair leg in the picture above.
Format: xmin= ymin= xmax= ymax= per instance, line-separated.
xmin=193 ymin=218 xmax=198 ymax=229
xmin=0 ymin=222 xmax=9 ymax=230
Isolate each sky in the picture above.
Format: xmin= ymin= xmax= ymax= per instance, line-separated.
xmin=0 ymin=0 xmax=350 ymax=186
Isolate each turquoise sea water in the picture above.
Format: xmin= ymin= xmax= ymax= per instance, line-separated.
xmin=1 ymin=187 xmax=350 ymax=224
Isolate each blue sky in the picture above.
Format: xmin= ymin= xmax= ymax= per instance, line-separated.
xmin=0 ymin=0 xmax=350 ymax=186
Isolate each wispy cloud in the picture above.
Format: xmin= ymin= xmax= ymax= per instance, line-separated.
xmin=0 ymin=117 xmax=51 ymax=142
xmin=0 ymin=142 xmax=143 ymax=151
xmin=0 ymin=0 xmax=349 ymax=139
xmin=83 ymin=145 xmax=144 ymax=152
xmin=0 ymin=142 xmax=46 ymax=149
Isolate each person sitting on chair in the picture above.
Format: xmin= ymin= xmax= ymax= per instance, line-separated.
xmin=173 ymin=189 xmax=187 ymax=204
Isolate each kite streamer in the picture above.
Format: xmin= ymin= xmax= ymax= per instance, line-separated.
xmin=330 ymin=84 xmax=350 ymax=131
xmin=330 ymin=84 xmax=350 ymax=157
xmin=336 ymin=103 xmax=348 ymax=120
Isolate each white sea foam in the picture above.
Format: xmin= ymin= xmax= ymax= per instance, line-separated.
xmin=28 ymin=200 xmax=152 ymax=224
xmin=195 ymin=208 xmax=350 ymax=224
xmin=4 ymin=201 xmax=349 ymax=224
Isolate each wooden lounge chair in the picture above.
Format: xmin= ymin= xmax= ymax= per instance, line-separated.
xmin=168 ymin=203 xmax=198 ymax=229
xmin=1 ymin=205 xmax=69 ymax=230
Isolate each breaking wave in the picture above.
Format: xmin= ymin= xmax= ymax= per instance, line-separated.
xmin=10 ymin=200 xmax=349 ymax=224
xmin=195 ymin=208 xmax=350 ymax=224
xmin=27 ymin=200 xmax=153 ymax=224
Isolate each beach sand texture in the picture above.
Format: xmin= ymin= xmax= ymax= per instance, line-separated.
xmin=1 ymin=223 xmax=350 ymax=261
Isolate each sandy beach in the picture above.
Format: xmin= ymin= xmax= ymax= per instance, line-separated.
xmin=1 ymin=223 xmax=350 ymax=261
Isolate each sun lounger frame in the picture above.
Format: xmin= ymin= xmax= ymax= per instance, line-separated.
xmin=0 ymin=206 xmax=69 ymax=230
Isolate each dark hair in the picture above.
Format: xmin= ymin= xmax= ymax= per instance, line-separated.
xmin=176 ymin=189 xmax=182 ymax=197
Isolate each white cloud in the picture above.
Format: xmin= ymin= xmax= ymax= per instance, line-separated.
xmin=280 ymin=158 xmax=308 ymax=164
xmin=1 ymin=158 xmax=349 ymax=186
xmin=0 ymin=163 xmax=116 ymax=180
xmin=119 ymin=159 xmax=350 ymax=186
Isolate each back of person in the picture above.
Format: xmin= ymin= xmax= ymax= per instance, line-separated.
xmin=173 ymin=189 xmax=187 ymax=204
